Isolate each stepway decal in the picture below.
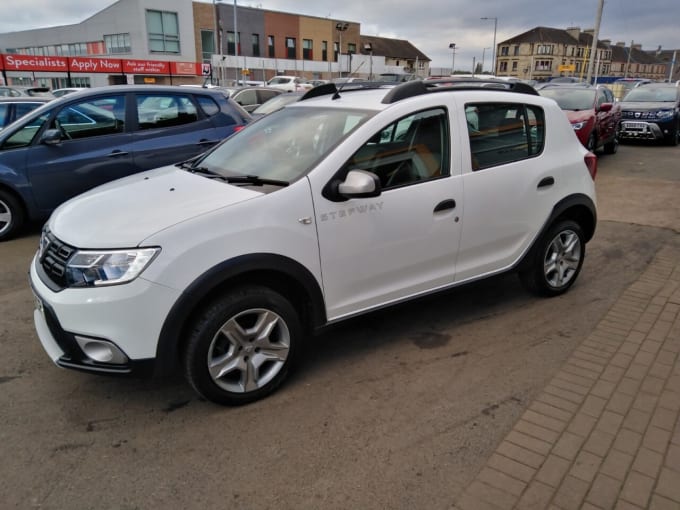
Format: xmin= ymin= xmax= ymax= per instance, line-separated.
xmin=319 ymin=201 xmax=384 ymax=222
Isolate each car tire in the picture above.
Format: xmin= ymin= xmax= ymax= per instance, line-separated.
xmin=603 ymin=135 xmax=618 ymax=154
xmin=183 ymin=285 xmax=302 ymax=405
xmin=0 ymin=189 xmax=25 ymax=242
xmin=586 ymin=133 xmax=597 ymax=152
xmin=666 ymin=121 xmax=679 ymax=146
xmin=519 ymin=220 xmax=585 ymax=297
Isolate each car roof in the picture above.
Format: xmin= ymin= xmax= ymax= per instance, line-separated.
xmin=0 ymin=96 xmax=52 ymax=103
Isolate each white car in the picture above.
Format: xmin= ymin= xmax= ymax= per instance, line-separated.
xmin=30 ymin=80 xmax=597 ymax=405
xmin=266 ymin=75 xmax=312 ymax=92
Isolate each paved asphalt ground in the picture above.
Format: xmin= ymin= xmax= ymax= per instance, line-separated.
xmin=0 ymin=142 xmax=678 ymax=509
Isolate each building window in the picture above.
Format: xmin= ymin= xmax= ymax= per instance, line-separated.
xmin=348 ymin=43 xmax=356 ymax=55
xmin=227 ymin=31 xmax=240 ymax=55
xmin=322 ymin=40 xmax=328 ymax=61
xmin=104 ymin=33 xmax=131 ymax=54
xmin=537 ymin=45 xmax=554 ymax=55
xmin=499 ymin=61 xmax=508 ymax=72
xmin=201 ymin=30 xmax=214 ymax=62
xmin=252 ymin=34 xmax=260 ymax=57
xmin=268 ymin=35 xmax=275 ymax=58
xmin=334 ymin=42 xmax=339 ymax=61
xmin=303 ymin=39 xmax=313 ymax=60
xmin=513 ymin=45 xmax=519 ymax=56
xmin=535 ymin=60 xmax=552 ymax=71
xmin=286 ymin=37 xmax=296 ymax=59
xmin=512 ymin=61 xmax=518 ymax=72
xmin=576 ymin=47 xmax=585 ymax=58
xmin=500 ymin=46 xmax=509 ymax=56
xmin=146 ymin=10 xmax=180 ymax=53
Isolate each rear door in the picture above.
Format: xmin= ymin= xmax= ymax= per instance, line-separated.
xmin=131 ymin=92 xmax=220 ymax=170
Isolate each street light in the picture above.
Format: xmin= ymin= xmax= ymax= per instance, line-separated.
xmin=336 ymin=22 xmax=349 ymax=78
xmin=233 ymin=0 xmax=239 ymax=83
xmin=364 ymin=42 xmax=373 ymax=80
xmin=212 ymin=0 xmax=222 ymax=84
xmin=449 ymin=42 xmax=456 ymax=75
xmin=481 ymin=17 xmax=498 ymax=75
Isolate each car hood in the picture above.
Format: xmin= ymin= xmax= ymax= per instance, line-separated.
xmin=50 ymin=166 xmax=262 ymax=248
xmin=619 ymin=101 xmax=675 ymax=111
xmin=563 ymin=109 xmax=595 ymax=123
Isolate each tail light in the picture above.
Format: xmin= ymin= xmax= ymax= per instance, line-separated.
xmin=233 ymin=125 xmax=246 ymax=133
xmin=584 ymin=152 xmax=597 ymax=180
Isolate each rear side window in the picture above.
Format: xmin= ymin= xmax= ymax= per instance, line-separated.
xmin=467 ymin=102 xmax=545 ymax=170
xmin=136 ymin=94 xmax=199 ymax=130
xmin=196 ymin=95 xmax=220 ymax=116
xmin=0 ymin=104 xmax=7 ymax=126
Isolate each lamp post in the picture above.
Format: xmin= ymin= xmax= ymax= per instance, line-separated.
xmin=336 ymin=22 xmax=349 ymax=78
xmin=212 ymin=0 xmax=222 ymax=84
xmin=364 ymin=42 xmax=373 ymax=80
xmin=449 ymin=42 xmax=456 ymax=75
xmin=233 ymin=0 xmax=239 ymax=83
xmin=481 ymin=17 xmax=498 ymax=75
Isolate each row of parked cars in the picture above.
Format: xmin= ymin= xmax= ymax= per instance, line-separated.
xmin=535 ymin=80 xmax=680 ymax=153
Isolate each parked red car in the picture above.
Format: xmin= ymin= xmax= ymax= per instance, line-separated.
xmin=538 ymin=84 xmax=620 ymax=154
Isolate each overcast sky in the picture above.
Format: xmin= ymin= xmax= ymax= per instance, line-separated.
xmin=0 ymin=0 xmax=677 ymax=71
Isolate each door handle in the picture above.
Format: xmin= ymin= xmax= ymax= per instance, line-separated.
xmin=433 ymin=199 xmax=456 ymax=213
xmin=197 ymin=139 xmax=218 ymax=146
xmin=106 ymin=150 xmax=129 ymax=157
xmin=537 ymin=176 xmax=555 ymax=189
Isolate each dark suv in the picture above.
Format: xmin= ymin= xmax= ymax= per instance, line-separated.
xmin=0 ymin=85 xmax=250 ymax=240
xmin=618 ymin=83 xmax=680 ymax=145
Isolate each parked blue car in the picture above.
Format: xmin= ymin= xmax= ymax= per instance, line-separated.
xmin=0 ymin=85 xmax=251 ymax=240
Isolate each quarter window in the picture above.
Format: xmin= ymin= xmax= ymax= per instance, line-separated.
xmin=466 ymin=103 xmax=545 ymax=170
xmin=345 ymin=108 xmax=449 ymax=189
xmin=136 ymin=94 xmax=198 ymax=129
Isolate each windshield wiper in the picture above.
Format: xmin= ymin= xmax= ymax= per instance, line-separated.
xmin=183 ymin=165 xmax=227 ymax=179
xmin=224 ymin=175 xmax=289 ymax=187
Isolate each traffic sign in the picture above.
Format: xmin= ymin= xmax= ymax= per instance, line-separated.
xmin=201 ymin=63 xmax=211 ymax=76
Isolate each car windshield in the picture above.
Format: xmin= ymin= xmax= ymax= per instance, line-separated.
xmin=193 ymin=106 xmax=374 ymax=182
xmin=622 ymin=87 xmax=677 ymax=102
xmin=251 ymin=94 xmax=302 ymax=115
xmin=539 ymin=88 xmax=596 ymax=110
xmin=268 ymin=77 xmax=292 ymax=85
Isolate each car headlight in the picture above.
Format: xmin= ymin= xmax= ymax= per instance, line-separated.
xmin=65 ymin=248 xmax=160 ymax=287
xmin=572 ymin=122 xmax=586 ymax=130
xmin=656 ymin=110 xmax=674 ymax=119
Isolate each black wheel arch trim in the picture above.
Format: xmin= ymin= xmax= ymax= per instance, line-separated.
xmin=153 ymin=253 xmax=326 ymax=377
xmin=516 ymin=193 xmax=597 ymax=272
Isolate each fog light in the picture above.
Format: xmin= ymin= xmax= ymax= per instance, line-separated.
xmin=75 ymin=336 xmax=129 ymax=364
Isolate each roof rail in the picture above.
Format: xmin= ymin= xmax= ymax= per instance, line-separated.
xmin=300 ymin=81 xmax=391 ymax=101
xmin=381 ymin=78 xmax=539 ymax=104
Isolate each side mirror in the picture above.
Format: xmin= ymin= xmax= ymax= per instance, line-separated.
xmin=337 ymin=170 xmax=381 ymax=198
xmin=41 ymin=129 xmax=63 ymax=145
xmin=598 ymin=102 xmax=613 ymax=112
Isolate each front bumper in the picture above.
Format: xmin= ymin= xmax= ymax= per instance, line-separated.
xmin=30 ymin=254 xmax=181 ymax=377
xmin=618 ymin=120 xmax=665 ymax=141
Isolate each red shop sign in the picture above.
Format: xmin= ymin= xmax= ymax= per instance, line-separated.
xmin=2 ymin=53 xmax=68 ymax=72
xmin=122 ymin=59 xmax=170 ymax=74
xmin=68 ymin=57 xmax=122 ymax=73
xmin=171 ymin=61 xmax=201 ymax=75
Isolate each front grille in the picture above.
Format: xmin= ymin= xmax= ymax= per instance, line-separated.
xmin=39 ymin=231 xmax=76 ymax=288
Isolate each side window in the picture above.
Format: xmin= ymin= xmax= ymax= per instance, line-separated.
xmin=234 ymin=89 xmax=257 ymax=106
xmin=0 ymin=104 xmax=7 ymax=126
xmin=467 ymin=102 xmax=545 ymax=170
xmin=15 ymin=103 xmax=41 ymax=119
xmin=2 ymin=112 xmax=50 ymax=149
xmin=136 ymin=94 xmax=198 ymax=129
xmin=345 ymin=108 xmax=449 ymax=189
xmin=258 ymin=90 xmax=279 ymax=103
xmin=55 ymin=95 xmax=125 ymax=140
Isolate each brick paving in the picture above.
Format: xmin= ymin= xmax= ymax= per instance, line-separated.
xmin=455 ymin=243 xmax=680 ymax=510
